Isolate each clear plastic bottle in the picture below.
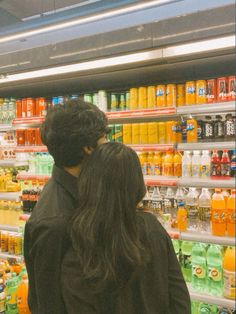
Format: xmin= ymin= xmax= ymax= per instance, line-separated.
xmin=192 ymin=150 xmax=201 ymax=178
xmin=185 ymin=187 xmax=199 ymax=231
xmin=192 ymin=242 xmax=207 ymax=292
xmin=172 ymin=239 xmax=180 ymax=261
xmin=150 ymin=187 xmax=163 ymax=222
xmin=198 ymin=188 xmax=211 ymax=232
xmin=182 ymin=151 xmax=192 ymax=177
xmin=206 ymin=244 xmax=223 ymax=296
xmin=200 ymin=150 xmax=211 ymax=178
xmin=163 ymin=187 xmax=175 ymax=219
xmin=180 ymin=241 xmax=193 ymax=282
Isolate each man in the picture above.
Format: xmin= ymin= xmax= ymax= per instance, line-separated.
xmin=24 ymin=99 xmax=109 ymax=314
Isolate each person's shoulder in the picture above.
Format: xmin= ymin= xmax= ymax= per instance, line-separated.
xmin=137 ymin=211 xmax=168 ymax=240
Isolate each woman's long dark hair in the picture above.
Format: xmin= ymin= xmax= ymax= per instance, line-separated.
xmin=71 ymin=142 xmax=148 ymax=293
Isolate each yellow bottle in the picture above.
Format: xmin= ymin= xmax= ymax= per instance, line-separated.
xmin=173 ymin=151 xmax=182 ymax=177
xmin=163 ymin=152 xmax=174 ymax=177
xmin=147 ymin=122 xmax=158 ymax=144
xmin=153 ymin=152 xmax=162 ymax=176
xmin=139 ymin=153 xmax=148 ymax=175
xmin=147 ymin=152 xmax=155 ymax=175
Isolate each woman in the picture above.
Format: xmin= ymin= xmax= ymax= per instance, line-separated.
xmin=61 ymin=142 xmax=191 ymax=314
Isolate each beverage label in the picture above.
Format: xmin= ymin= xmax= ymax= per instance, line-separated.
xmin=197 ymin=120 xmax=203 ymax=139
xmin=208 ymin=266 xmax=222 ymax=281
xmin=214 ymin=121 xmax=224 ymax=138
xmin=223 ymin=270 xmax=235 ymax=299
xmin=174 ymin=163 xmax=182 ymax=177
xmin=203 ymin=122 xmax=213 ymax=139
xmin=182 ymin=164 xmax=192 ymax=177
xmin=192 ymin=264 xmax=206 ymax=279
xmin=150 ymin=200 xmax=162 ymax=214
xmin=211 ymin=163 xmax=221 ymax=176
xmin=186 ymin=86 xmax=195 ymax=94
xmin=180 ymin=254 xmax=192 ymax=270
xmin=163 ymin=163 xmax=173 ymax=176
xmin=141 ymin=164 xmax=147 ymax=175
xmin=154 ymin=164 xmax=161 ymax=176
xmin=198 ymin=206 xmax=211 ymax=222
xmin=212 ymin=210 xmax=225 ymax=223
xmin=186 ymin=205 xmax=198 ymax=220
xmin=221 ymin=163 xmax=230 ymax=176
xmin=163 ymin=198 xmax=175 ymax=214
xmin=225 ymin=120 xmax=235 ymax=137
xmin=192 ymin=164 xmax=201 ymax=177
xmin=201 ymin=164 xmax=210 ymax=177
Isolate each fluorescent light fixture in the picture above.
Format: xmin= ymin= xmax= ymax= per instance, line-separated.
xmin=0 ymin=35 xmax=234 ymax=84
xmin=0 ymin=0 xmax=173 ymax=44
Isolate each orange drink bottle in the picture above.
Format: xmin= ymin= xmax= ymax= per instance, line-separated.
xmin=186 ymin=118 xmax=198 ymax=143
xmin=226 ymin=189 xmax=235 ymax=237
xmin=158 ymin=122 xmax=166 ymax=144
xmin=153 ymin=152 xmax=162 ymax=176
xmin=173 ymin=151 xmax=182 ymax=177
xmin=17 ymin=274 xmax=31 ymax=314
xmin=217 ymin=77 xmax=228 ymax=102
xmin=122 ymin=124 xmax=132 ymax=144
xmin=185 ymin=81 xmax=196 ymax=105
xmin=147 ymin=122 xmax=158 ymax=144
xmin=147 ymin=86 xmax=156 ymax=108
xmin=16 ymin=99 xmax=22 ymax=118
xmin=228 ymin=76 xmax=236 ymax=101
xmin=222 ymin=189 xmax=230 ymax=206
xmin=26 ymin=98 xmax=36 ymax=117
xmin=130 ymin=88 xmax=138 ymax=110
xmin=177 ymin=202 xmax=187 ymax=231
xmin=223 ymin=246 xmax=235 ymax=300
xmin=211 ymin=189 xmax=226 ymax=236
xmin=177 ymin=84 xmax=185 ymax=107
xmin=138 ymin=87 xmax=147 ymax=109
xmin=156 ymin=85 xmax=166 ymax=107
xmin=131 ymin=123 xmax=140 ymax=144
xmin=139 ymin=123 xmax=148 ymax=144
xmin=139 ymin=152 xmax=148 ymax=175
xmin=196 ymin=80 xmax=207 ymax=104
xmin=21 ymin=98 xmax=27 ymax=118
xmin=166 ymin=84 xmax=176 ymax=107
xmin=175 ymin=120 xmax=183 ymax=143
xmin=147 ymin=152 xmax=155 ymax=175
xmin=166 ymin=121 xmax=177 ymax=144
xmin=162 ymin=152 xmax=173 ymax=177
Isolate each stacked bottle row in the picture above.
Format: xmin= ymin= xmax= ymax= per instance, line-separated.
xmin=0 ymin=168 xmax=21 ymax=192
xmin=144 ymin=187 xmax=235 ymax=237
xmin=0 ymin=231 xmax=23 ymax=256
xmin=172 ymin=240 xmax=235 ymax=300
xmin=16 ymin=128 xmax=42 ymax=146
xmin=0 ymin=131 xmax=15 ymax=160
xmin=0 ymin=260 xmax=30 ymax=313
xmin=191 ymin=301 xmax=234 ymax=314
xmin=21 ymin=183 xmax=44 ymax=213
xmin=0 ymin=200 xmax=22 ymax=211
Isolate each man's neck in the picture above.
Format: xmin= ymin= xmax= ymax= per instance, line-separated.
xmin=63 ymin=165 xmax=81 ymax=177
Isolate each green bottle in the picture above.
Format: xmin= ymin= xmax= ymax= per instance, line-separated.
xmin=5 ymin=273 xmax=18 ymax=314
xmin=180 ymin=241 xmax=193 ymax=282
xmin=206 ymin=244 xmax=223 ymax=296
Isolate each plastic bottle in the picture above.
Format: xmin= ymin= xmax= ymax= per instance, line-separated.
xmin=206 ymin=244 xmax=223 ymax=296
xmin=162 ymin=187 xmax=175 ymax=228
xmin=211 ymin=150 xmax=221 ymax=177
xmin=214 ymin=115 xmax=224 ymax=139
xmin=192 ymin=242 xmax=207 ymax=292
xmin=192 ymin=151 xmax=201 ymax=178
xmin=225 ymin=114 xmax=235 ymax=139
xmin=200 ymin=150 xmax=211 ymax=178
xmin=202 ymin=116 xmax=214 ymax=140
xmin=177 ymin=202 xmax=187 ymax=232
xmin=139 ymin=153 xmax=147 ymax=175
xmin=230 ymin=149 xmax=236 ymax=177
xmin=198 ymin=188 xmax=211 ymax=232
xmin=150 ymin=187 xmax=163 ymax=222
xmin=199 ymin=303 xmax=218 ymax=314
xmin=153 ymin=152 xmax=162 ymax=176
xmin=5 ymin=273 xmax=18 ymax=314
xmin=186 ymin=118 xmax=198 ymax=143
xmin=173 ymin=151 xmax=182 ymax=177
xmin=221 ymin=150 xmax=231 ymax=177
xmin=211 ymin=189 xmax=226 ymax=236
xmin=226 ymin=189 xmax=235 ymax=237
xmin=172 ymin=239 xmax=180 ymax=261
xmin=162 ymin=152 xmax=173 ymax=177
xmin=182 ymin=151 xmax=192 ymax=177
xmin=185 ymin=187 xmax=199 ymax=231
xmin=223 ymin=247 xmax=235 ymax=300
xmin=180 ymin=241 xmax=193 ymax=282
xmin=222 ymin=189 xmax=230 ymax=206
xmin=17 ymin=275 xmax=30 ymax=314
xmin=191 ymin=301 xmax=199 ymax=314
xmin=147 ymin=152 xmax=154 ymax=176
xmin=0 ymin=285 xmax=5 ymax=314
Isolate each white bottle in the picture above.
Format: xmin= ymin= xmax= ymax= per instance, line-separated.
xmin=198 ymin=188 xmax=211 ymax=232
xmin=200 ymin=150 xmax=211 ymax=178
xmin=185 ymin=187 xmax=199 ymax=231
xmin=182 ymin=151 xmax=192 ymax=177
xmin=150 ymin=187 xmax=163 ymax=222
xmin=192 ymin=151 xmax=201 ymax=178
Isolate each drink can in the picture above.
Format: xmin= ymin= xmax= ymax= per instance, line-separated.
xmin=122 ymin=124 xmax=132 ymax=144
xmin=138 ymin=87 xmax=147 ymax=109
xmin=57 ymin=96 xmax=64 ymax=105
xmin=125 ymin=92 xmax=130 ymax=110
xmin=166 ymin=121 xmax=177 ymax=144
xmin=158 ymin=122 xmax=166 ymax=144
xmin=84 ymin=94 xmax=93 ymax=103
xmin=166 ymin=84 xmax=176 ymax=107
xmin=217 ymin=77 xmax=228 ymax=102
xmin=147 ymin=86 xmax=156 ymax=108
xmin=185 ymin=81 xmax=196 ymax=105
xmin=228 ymin=76 xmax=236 ymax=101
xmin=131 ymin=123 xmax=140 ymax=144
xmin=21 ymin=98 xmax=27 ymax=118
xmin=14 ymin=234 xmax=23 ymax=255
xmin=0 ymin=231 xmax=8 ymax=252
xmin=206 ymin=79 xmax=217 ymax=103
xmin=156 ymin=85 xmax=166 ymax=107
xmin=16 ymin=99 xmax=22 ymax=118
xmin=148 ymin=122 xmax=158 ymax=144
xmin=196 ymin=80 xmax=207 ymax=104
xmin=110 ymin=93 xmax=119 ymax=111
xmin=98 ymin=90 xmax=108 ymax=112
xmin=139 ymin=123 xmax=148 ymax=144
xmin=130 ymin=88 xmax=138 ymax=110
xmin=176 ymin=84 xmax=185 ymax=107
xmin=119 ymin=93 xmax=126 ymax=111
xmin=35 ymin=128 xmax=42 ymax=145
xmin=113 ymin=124 xmax=123 ymax=142
xmin=8 ymin=233 xmax=15 ymax=254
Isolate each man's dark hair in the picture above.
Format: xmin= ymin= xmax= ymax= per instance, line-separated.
xmin=40 ymin=98 xmax=108 ymax=167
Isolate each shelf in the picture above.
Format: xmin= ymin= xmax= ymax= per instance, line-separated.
xmin=168 ymin=230 xmax=235 ymax=246
xmin=188 ymin=285 xmax=235 ymax=309
xmin=0 ymin=160 xmax=28 ymax=167
xmin=12 ymin=117 xmax=45 ymax=126
xmin=0 ymin=224 xmax=21 ymax=233
xmin=128 ymin=144 xmax=174 ymax=152
xmin=178 ymin=177 xmax=235 ymax=188
xmin=178 ymin=141 xmax=235 ymax=151
xmin=14 ymin=146 xmax=48 ymax=153
xmin=0 ymin=192 xmax=21 ymax=201
xmin=0 ymin=252 xmax=23 ymax=262
xmin=106 ymin=107 xmax=176 ymax=122
xmin=144 ymin=175 xmax=177 ymax=186
xmin=177 ymin=101 xmax=235 ymax=116
xmin=17 ymin=173 xmax=50 ymax=180
xmin=0 ymin=124 xmax=13 ymax=131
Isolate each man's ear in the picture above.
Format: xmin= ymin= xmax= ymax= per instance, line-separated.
xmin=83 ymin=146 xmax=94 ymax=155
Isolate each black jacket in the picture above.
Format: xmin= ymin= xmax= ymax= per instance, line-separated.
xmin=24 ymin=165 xmax=79 ymax=314
xmin=61 ymin=212 xmax=191 ymax=314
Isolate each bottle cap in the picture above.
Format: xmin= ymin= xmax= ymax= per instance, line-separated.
xmin=215 ymin=188 xmax=221 ymax=193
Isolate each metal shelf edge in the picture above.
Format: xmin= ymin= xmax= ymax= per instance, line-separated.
xmin=177 ymin=141 xmax=235 ymax=151
xmin=0 ymin=192 xmax=21 ymax=201
xmin=177 ymin=101 xmax=235 ymax=115
xmin=178 ymin=178 xmax=235 ymax=188
xmin=0 ymin=252 xmax=23 ymax=261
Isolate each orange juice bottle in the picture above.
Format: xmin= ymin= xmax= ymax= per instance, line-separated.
xmin=147 ymin=86 xmax=156 ymax=108
xmin=222 ymin=189 xmax=230 ymax=206
xmin=223 ymin=247 xmax=235 ymax=300
xmin=17 ymin=274 xmax=31 ymax=313
xmin=147 ymin=152 xmax=154 ymax=175
xmin=158 ymin=122 xmax=166 ymax=144
xmin=147 ymin=122 xmax=158 ymax=144
xmin=131 ymin=123 xmax=140 ymax=144
xmin=166 ymin=121 xmax=177 ymax=144
xmin=163 ymin=152 xmax=173 ymax=177
xmin=177 ymin=202 xmax=187 ymax=231
xmin=177 ymin=84 xmax=185 ymax=107
xmin=211 ymin=189 xmax=226 ymax=236
xmin=130 ymin=88 xmax=138 ymax=110
xmin=185 ymin=81 xmax=196 ymax=105
xmin=138 ymin=87 xmax=147 ymax=109
xmin=226 ymin=189 xmax=235 ymax=237
xmin=186 ymin=118 xmax=198 ymax=143
xmin=173 ymin=151 xmax=182 ymax=177
xmin=166 ymin=84 xmax=176 ymax=107
xmin=139 ymin=152 xmax=148 ymax=175
xmin=122 ymin=124 xmax=132 ymax=144
xmin=139 ymin=123 xmax=148 ymax=144
xmin=153 ymin=152 xmax=162 ymax=176
xmin=156 ymin=85 xmax=166 ymax=107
